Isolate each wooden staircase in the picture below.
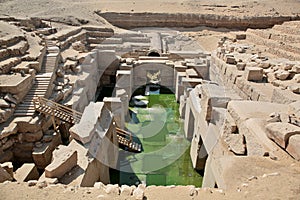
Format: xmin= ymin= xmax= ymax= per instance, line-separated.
xmin=116 ymin=127 xmax=142 ymax=153
xmin=33 ymin=97 xmax=142 ymax=153
xmin=33 ymin=96 xmax=82 ymax=124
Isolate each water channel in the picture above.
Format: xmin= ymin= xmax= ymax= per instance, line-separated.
xmin=110 ymin=86 xmax=203 ymax=187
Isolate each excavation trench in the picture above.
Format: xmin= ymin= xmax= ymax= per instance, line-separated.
xmin=97 ymin=84 xmax=203 ymax=187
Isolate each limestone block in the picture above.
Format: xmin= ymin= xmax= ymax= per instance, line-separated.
xmin=32 ymin=132 xmax=61 ymax=169
xmin=288 ymin=84 xmax=300 ymax=94
xmin=0 ymin=166 xmax=13 ymax=183
xmin=88 ymin=120 xmax=119 ymax=169
xmin=120 ymin=185 xmax=134 ymax=196
xmin=186 ymin=68 xmax=199 ymax=78
xmin=1 ymin=138 xmax=14 ymax=151
xmin=286 ymin=134 xmax=300 ymax=161
xmin=224 ymin=134 xmax=245 ymax=155
xmin=239 ymin=118 xmax=287 ymax=157
xmin=70 ymin=102 xmax=107 ymax=144
xmin=288 ymin=100 xmax=300 ymax=118
xmin=243 ymin=67 xmax=263 ymax=81
xmin=105 ymin=184 xmax=120 ymax=195
xmin=104 ymin=97 xmax=125 ymax=129
xmin=45 ymin=147 xmax=77 ymax=179
xmin=133 ymin=184 xmax=146 ymax=200
xmin=225 ymin=55 xmax=236 ymax=65
xmin=0 ymin=162 xmax=13 ymax=178
xmin=266 ymin=122 xmax=300 ymax=148
xmin=236 ymin=62 xmax=246 ymax=70
xmin=14 ymin=163 xmax=39 ymax=182
xmin=200 ymin=84 xmax=231 ymax=122
xmin=97 ymin=50 xmax=119 ymax=71
xmin=236 ymin=34 xmax=246 ymax=40
xmin=175 ymin=71 xmax=186 ymax=102
xmin=13 ymin=116 xmax=42 ymax=133
xmin=275 ymin=70 xmax=290 ymax=80
xmin=0 ymin=122 xmax=18 ymax=139
xmin=0 ymin=108 xmax=13 ymax=123
xmin=190 ymin=133 xmax=207 ymax=170
xmin=21 ymin=131 xmax=43 ymax=143
xmin=179 ymin=95 xmax=186 ymax=118
xmin=0 ymin=99 xmax=10 ymax=108
xmin=228 ymin=101 xmax=288 ymax=125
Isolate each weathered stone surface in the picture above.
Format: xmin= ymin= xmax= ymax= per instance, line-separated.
xmin=227 ymin=101 xmax=288 ymax=125
xmin=120 ymin=185 xmax=133 ymax=196
xmin=27 ymin=180 xmax=38 ymax=187
xmin=4 ymin=93 xmax=17 ymax=104
xmin=0 ymin=122 xmax=18 ymax=139
xmin=70 ymin=102 xmax=107 ymax=144
xmin=0 ymin=108 xmax=13 ymax=123
xmin=0 ymin=99 xmax=10 ymax=108
xmin=0 ymin=166 xmax=13 ymax=183
xmin=13 ymin=116 xmax=42 ymax=133
xmin=225 ymin=55 xmax=236 ymax=65
xmin=21 ymin=131 xmax=43 ymax=143
xmin=224 ymin=134 xmax=245 ymax=155
xmin=288 ymin=84 xmax=300 ymax=94
xmin=272 ymin=88 xmax=300 ymax=104
xmin=133 ymin=184 xmax=146 ymax=200
xmin=14 ymin=163 xmax=39 ymax=182
xmin=286 ymin=134 xmax=300 ymax=161
xmin=0 ymin=150 xmax=13 ymax=163
xmin=94 ymin=181 xmax=105 ymax=189
xmin=236 ymin=62 xmax=246 ymax=70
xmin=275 ymin=70 xmax=290 ymax=80
xmin=243 ymin=67 xmax=263 ymax=81
xmin=266 ymin=122 xmax=300 ymax=148
xmin=105 ymin=184 xmax=120 ymax=195
xmin=32 ymin=132 xmax=62 ymax=169
xmin=0 ymin=162 xmax=13 ymax=178
xmin=13 ymin=142 xmax=34 ymax=163
xmin=200 ymin=84 xmax=231 ymax=122
xmin=45 ymin=146 xmax=77 ymax=179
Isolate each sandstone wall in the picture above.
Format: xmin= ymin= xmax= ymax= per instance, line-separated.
xmin=97 ymin=12 xmax=300 ymax=29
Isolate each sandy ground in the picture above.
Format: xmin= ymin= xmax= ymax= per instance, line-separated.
xmin=0 ymin=0 xmax=300 ymax=25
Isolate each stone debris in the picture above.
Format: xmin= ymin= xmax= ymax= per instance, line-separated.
xmin=286 ymin=134 xmax=300 ymax=161
xmin=27 ymin=180 xmax=38 ymax=187
xmin=0 ymin=14 xmax=298 ymax=200
xmin=266 ymin=122 xmax=300 ymax=148
xmin=14 ymin=163 xmax=39 ymax=182
xmin=0 ymin=166 xmax=13 ymax=183
xmin=133 ymin=184 xmax=146 ymax=200
xmin=224 ymin=134 xmax=246 ymax=155
xmin=120 ymin=185 xmax=134 ymax=196
xmin=45 ymin=147 xmax=77 ymax=179
xmin=105 ymin=184 xmax=120 ymax=195
xmin=0 ymin=162 xmax=13 ymax=178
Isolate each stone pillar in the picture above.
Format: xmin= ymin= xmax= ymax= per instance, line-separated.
xmin=175 ymin=71 xmax=186 ymax=102
xmin=104 ymin=97 xmax=125 ymax=129
xmin=116 ymin=70 xmax=132 ymax=98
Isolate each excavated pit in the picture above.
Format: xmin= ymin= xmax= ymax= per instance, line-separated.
xmin=0 ymin=14 xmax=300 ymax=199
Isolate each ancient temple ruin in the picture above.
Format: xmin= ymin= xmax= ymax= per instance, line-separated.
xmin=0 ymin=8 xmax=300 ymax=199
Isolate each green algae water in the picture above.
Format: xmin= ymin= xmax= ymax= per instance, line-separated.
xmin=111 ymin=94 xmax=203 ymax=187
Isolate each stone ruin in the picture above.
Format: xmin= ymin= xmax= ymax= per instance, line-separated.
xmin=0 ymin=15 xmax=299 ymax=198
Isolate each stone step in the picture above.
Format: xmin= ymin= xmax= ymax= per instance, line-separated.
xmin=0 ymin=40 xmax=29 ymax=60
